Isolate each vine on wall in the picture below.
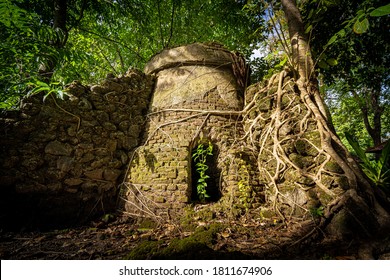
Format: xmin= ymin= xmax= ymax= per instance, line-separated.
xmin=192 ymin=140 xmax=213 ymax=203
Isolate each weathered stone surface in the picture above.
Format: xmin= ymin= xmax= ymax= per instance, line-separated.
xmin=104 ymin=169 xmax=122 ymax=181
xmin=84 ymin=169 xmax=104 ymax=180
xmin=0 ymin=69 xmax=154 ymax=227
xmin=45 ymin=141 xmax=73 ymax=156
xmin=64 ymin=178 xmax=84 ymax=186
xmin=123 ymin=43 xmax=255 ymax=220
xmin=57 ymin=156 xmax=74 ymax=173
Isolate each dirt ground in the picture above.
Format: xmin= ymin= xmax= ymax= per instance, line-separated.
xmin=2 ymin=213 xmax=390 ymax=260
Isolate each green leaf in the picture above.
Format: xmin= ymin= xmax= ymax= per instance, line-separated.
xmin=353 ymin=17 xmax=369 ymax=34
xmin=345 ymin=132 xmax=369 ymax=164
xmin=36 ymin=80 xmax=49 ymax=87
xmin=30 ymin=86 xmax=50 ymax=94
xmin=326 ymin=58 xmax=338 ymax=66
xmin=326 ymin=34 xmax=338 ymax=46
xmin=305 ymin=24 xmax=313 ymax=34
xmin=318 ymin=60 xmax=329 ymax=69
xmin=370 ymin=4 xmax=390 ymax=17
xmin=345 ymin=132 xmax=376 ymax=178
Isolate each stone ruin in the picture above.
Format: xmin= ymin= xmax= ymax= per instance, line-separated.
xmin=0 ymin=43 xmax=263 ymax=227
xmin=120 ymin=43 xmax=262 ymax=220
xmin=0 ymin=43 xmax=350 ymax=229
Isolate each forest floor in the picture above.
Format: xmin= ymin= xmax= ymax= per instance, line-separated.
xmin=1 ymin=213 xmax=390 ymax=260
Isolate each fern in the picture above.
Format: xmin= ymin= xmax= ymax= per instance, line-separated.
xmin=345 ymin=132 xmax=390 ymax=188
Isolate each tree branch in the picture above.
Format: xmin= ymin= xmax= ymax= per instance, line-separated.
xmin=166 ymin=0 xmax=176 ymax=48
xmin=78 ymin=27 xmax=146 ymax=61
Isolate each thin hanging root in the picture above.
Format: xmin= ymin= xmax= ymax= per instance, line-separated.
xmin=50 ymin=94 xmax=81 ymax=130
xmin=119 ymin=182 xmax=164 ymax=220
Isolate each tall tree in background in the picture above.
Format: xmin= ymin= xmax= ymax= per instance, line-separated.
xmin=280 ymin=0 xmax=390 ymax=234
xmin=301 ymin=0 xmax=390 ymax=148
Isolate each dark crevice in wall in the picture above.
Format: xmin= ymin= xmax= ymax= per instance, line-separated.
xmin=190 ymin=143 xmax=221 ymax=203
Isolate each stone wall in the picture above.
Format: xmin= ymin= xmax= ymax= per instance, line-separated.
xmin=0 ymin=69 xmax=154 ymax=229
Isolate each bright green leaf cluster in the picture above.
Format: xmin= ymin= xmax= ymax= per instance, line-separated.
xmin=192 ymin=141 xmax=213 ymax=203
xmin=345 ymin=132 xmax=390 ymax=189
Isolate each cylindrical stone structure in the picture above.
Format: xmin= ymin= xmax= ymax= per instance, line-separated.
xmin=122 ymin=43 xmax=261 ymax=220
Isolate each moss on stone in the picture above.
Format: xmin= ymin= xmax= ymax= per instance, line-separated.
xmin=288 ymin=153 xmax=313 ymax=169
xmin=125 ymin=223 xmax=226 ymax=260
xmin=336 ymin=176 xmax=350 ymax=190
xmin=295 ymin=139 xmax=318 ymax=157
xmin=138 ymin=218 xmax=158 ymax=230
xmin=303 ymin=131 xmax=321 ymax=147
xmin=125 ymin=240 xmax=164 ymax=259
xmin=316 ymin=188 xmax=334 ymax=205
xmin=259 ymin=208 xmax=275 ymax=219
xmin=324 ymin=161 xmax=344 ymax=174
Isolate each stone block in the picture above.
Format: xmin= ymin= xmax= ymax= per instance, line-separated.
xmin=64 ymin=178 xmax=84 ymax=186
xmin=47 ymin=183 xmax=62 ymax=192
xmin=103 ymin=122 xmax=117 ymax=131
xmin=167 ymin=169 xmax=177 ymax=179
xmin=45 ymin=140 xmax=73 ymax=156
xmin=81 ymin=181 xmax=98 ymax=192
xmin=106 ymin=139 xmax=117 ymax=152
xmin=65 ymin=187 xmax=78 ymax=193
xmin=84 ymin=169 xmax=104 ymax=180
xmin=103 ymin=169 xmax=122 ymax=181
xmin=154 ymin=196 xmax=165 ymax=203
xmin=167 ymin=184 xmax=177 ymax=191
xmin=56 ymin=156 xmax=74 ymax=173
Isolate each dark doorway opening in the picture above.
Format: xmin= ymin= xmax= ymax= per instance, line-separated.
xmin=190 ymin=141 xmax=221 ymax=203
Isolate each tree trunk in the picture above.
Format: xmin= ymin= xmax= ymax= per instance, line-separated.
xmin=280 ymin=0 xmax=390 ymax=238
xmin=39 ymin=0 xmax=68 ymax=81
xmin=352 ymin=89 xmax=383 ymax=148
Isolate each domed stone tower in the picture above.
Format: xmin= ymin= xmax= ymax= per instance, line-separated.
xmin=121 ymin=43 xmax=262 ymax=220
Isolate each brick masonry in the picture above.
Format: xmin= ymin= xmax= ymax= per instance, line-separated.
xmin=121 ymin=43 xmax=263 ymax=220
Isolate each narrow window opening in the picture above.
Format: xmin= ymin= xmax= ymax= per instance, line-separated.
xmin=190 ymin=141 xmax=221 ymax=203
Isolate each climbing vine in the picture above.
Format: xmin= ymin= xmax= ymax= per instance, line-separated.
xmin=192 ymin=140 xmax=213 ymax=203
xmin=237 ymin=162 xmax=253 ymax=212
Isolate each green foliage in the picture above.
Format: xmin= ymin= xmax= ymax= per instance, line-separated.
xmin=125 ymin=223 xmax=225 ymax=259
xmin=370 ymin=3 xmax=390 ymax=16
xmin=345 ymin=132 xmax=390 ymax=189
xmin=310 ymin=206 xmax=324 ymax=217
xmin=0 ymin=0 xmax=265 ymax=108
xmin=27 ymin=80 xmax=67 ymax=101
xmin=302 ymin=0 xmax=389 ymax=146
xmin=192 ymin=141 xmax=213 ymax=203
xmin=237 ymin=163 xmax=253 ymax=212
xmin=0 ymin=0 xmax=65 ymax=107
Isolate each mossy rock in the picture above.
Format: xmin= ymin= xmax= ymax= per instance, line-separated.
xmin=138 ymin=218 xmax=158 ymax=229
xmin=324 ymin=161 xmax=344 ymax=174
xmin=284 ymin=169 xmax=315 ymax=185
xmin=295 ymin=139 xmax=318 ymax=157
xmin=288 ymin=153 xmax=313 ymax=169
xmin=259 ymin=208 xmax=275 ymax=219
xmin=180 ymin=205 xmax=216 ymax=231
xmin=302 ymin=131 xmax=321 ymax=146
xmin=316 ymin=188 xmax=334 ymax=205
xmin=335 ymin=176 xmax=350 ymax=190
xmin=125 ymin=240 xmax=164 ymax=259
xmin=125 ymin=223 xmax=243 ymax=260
xmin=159 ymin=224 xmax=224 ymax=258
